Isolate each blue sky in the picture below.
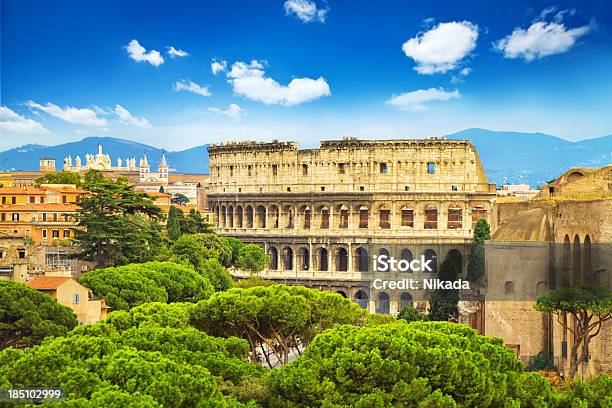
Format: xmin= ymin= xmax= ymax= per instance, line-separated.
xmin=1 ymin=0 xmax=611 ymax=151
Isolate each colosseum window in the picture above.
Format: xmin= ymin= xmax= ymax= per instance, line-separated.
xmin=504 ymin=281 xmax=515 ymax=295
xmin=338 ymin=163 xmax=346 ymax=174
xmin=424 ymin=206 xmax=437 ymax=229
xmin=447 ymin=208 xmax=462 ymax=229
xmin=339 ymin=207 xmax=349 ymax=229
xmin=303 ymin=207 xmax=311 ymax=229
xmin=401 ymin=207 xmax=414 ymax=227
xmin=229 ymin=165 xmax=234 ymax=176
xmin=272 ymin=165 xmax=278 ymax=176
xmin=320 ymin=208 xmax=330 ymax=229
xmin=359 ymin=207 xmax=369 ymax=228
xmin=380 ymin=163 xmax=388 ymax=174
xmin=247 ymin=165 xmax=252 ymax=176
xmin=302 ymin=164 xmax=308 ymax=175
xmin=427 ymin=162 xmax=435 ymax=174
xmin=379 ymin=207 xmax=390 ymax=229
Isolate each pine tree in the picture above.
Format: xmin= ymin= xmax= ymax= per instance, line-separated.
xmin=167 ymin=205 xmax=183 ymax=241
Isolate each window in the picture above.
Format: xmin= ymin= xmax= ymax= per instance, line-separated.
xmin=401 ymin=208 xmax=414 ymax=227
xmin=379 ymin=208 xmax=390 ymax=229
xmin=62 ymin=195 xmax=67 ymax=203
xmin=321 ymin=208 xmax=330 ymax=229
xmin=504 ymin=281 xmax=515 ymax=295
xmin=320 ymin=186 xmax=325 ymax=191
xmin=1 ymin=197 xmax=5 ymax=204
xmin=380 ymin=163 xmax=388 ymax=174
xmin=302 ymin=164 xmax=308 ymax=175
xmin=338 ymin=163 xmax=346 ymax=174
xmin=339 ymin=208 xmax=349 ymax=229
xmin=11 ymin=213 xmax=19 ymax=222
xmin=229 ymin=165 xmax=234 ymax=176
xmin=447 ymin=208 xmax=462 ymax=229
xmin=73 ymin=293 xmax=80 ymax=304
xmin=272 ymin=165 xmax=278 ymax=176
xmin=424 ymin=206 xmax=437 ymax=229
xmin=359 ymin=186 xmax=365 ymax=192
xmin=404 ymin=186 xmax=410 ymax=191
xmin=359 ymin=208 xmax=369 ymax=228
xmin=42 ymin=229 xmax=48 ymax=239
xmin=42 ymin=213 xmax=47 ymax=221
xmin=53 ymin=213 xmax=58 ymax=222
xmin=40 ymin=197 xmax=45 ymax=203
xmin=287 ymin=187 xmax=291 ymax=192
xmin=248 ymin=165 xmax=252 ymax=176
xmin=29 ymin=196 xmax=35 ymax=204
xmin=52 ymin=229 xmax=59 ymax=238
xmin=451 ymin=185 xmax=458 ymax=191
xmin=0 ymin=250 xmax=4 ymax=259
xmin=18 ymin=249 xmax=26 ymax=259
xmin=64 ymin=229 xmax=70 ymax=238
xmin=427 ymin=162 xmax=435 ymax=174
xmin=1 ymin=213 xmax=5 ymax=221
xmin=471 ymin=207 xmax=488 ymax=227
xmin=11 ymin=197 xmax=16 ymax=204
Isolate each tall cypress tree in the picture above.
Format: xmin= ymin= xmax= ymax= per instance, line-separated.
xmin=167 ymin=205 xmax=183 ymax=241
xmin=466 ymin=218 xmax=491 ymax=282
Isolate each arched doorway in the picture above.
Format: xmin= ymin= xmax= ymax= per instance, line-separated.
xmin=355 ymin=247 xmax=369 ymax=272
xmin=376 ymin=292 xmax=390 ymax=314
xmin=446 ymin=249 xmax=462 ymax=275
xmin=354 ymin=290 xmax=369 ymax=308
xmin=583 ymin=235 xmax=592 ymax=284
xmin=316 ymin=247 xmax=328 ymax=271
xmin=269 ymin=247 xmax=278 ymax=270
xmin=573 ymin=235 xmax=581 ymax=285
xmin=336 ymin=247 xmax=348 ymax=271
xmin=424 ymin=249 xmax=437 ymax=273
xmin=401 ymin=249 xmax=413 ymax=272
xmin=282 ymin=247 xmax=293 ymax=271
xmin=298 ymin=247 xmax=309 ymax=271
xmin=400 ymin=292 xmax=413 ymax=310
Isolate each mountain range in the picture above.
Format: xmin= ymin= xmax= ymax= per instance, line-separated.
xmin=1 ymin=129 xmax=610 ymax=187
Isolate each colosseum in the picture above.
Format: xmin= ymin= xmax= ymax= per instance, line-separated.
xmin=207 ymin=137 xmax=497 ymax=315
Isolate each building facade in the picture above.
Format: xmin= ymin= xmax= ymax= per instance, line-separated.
xmin=208 ymin=137 xmax=496 ymax=314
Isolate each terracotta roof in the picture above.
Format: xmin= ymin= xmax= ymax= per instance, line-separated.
xmin=0 ymin=203 xmax=79 ymax=212
xmin=136 ymin=190 xmax=170 ymax=197
xmin=27 ymin=276 xmax=75 ymax=289
xmin=0 ymin=187 xmax=46 ymax=194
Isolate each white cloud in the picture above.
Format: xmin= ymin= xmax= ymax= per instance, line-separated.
xmin=167 ymin=46 xmax=189 ymax=58
xmin=114 ymin=104 xmax=152 ymax=128
xmin=211 ymin=58 xmax=227 ymax=75
xmin=26 ymin=101 xmax=108 ymax=126
xmin=208 ymin=103 xmax=243 ymax=120
xmin=0 ymin=106 xmax=50 ymax=134
xmin=386 ymin=87 xmax=460 ymax=111
xmin=226 ymin=60 xmax=330 ymax=106
xmin=402 ymin=21 xmax=479 ymax=74
xmin=494 ymin=18 xmax=592 ymax=61
xmin=284 ymin=0 xmax=328 ymax=23
xmin=125 ymin=39 xmax=164 ymax=67
xmin=173 ymin=80 xmax=212 ymax=97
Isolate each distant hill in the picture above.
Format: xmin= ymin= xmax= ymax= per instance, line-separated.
xmin=0 ymin=136 xmax=211 ymax=174
xmin=446 ymin=129 xmax=612 ymax=186
xmin=0 ymin=131 xmax=610 ymax=186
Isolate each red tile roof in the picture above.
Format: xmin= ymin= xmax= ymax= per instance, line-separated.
xmin=27 ymin=276 xmax=75 ymax=289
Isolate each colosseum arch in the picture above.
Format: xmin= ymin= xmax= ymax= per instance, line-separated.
xmin=446 ymin=249 xmax=463 ymax=275
xmin=335 ymin=290 xmax=348 ymax=298
xmin=297 ymin=247 xmax=310 ymax=271
xmin=245 ymin=206 xmax=254 ymax=229
xmin=358 ymin=205 xmax=369 ymax=229
xmin=354 ymin=290 xmax=369 ymax=308
xmin=573 ymin=234 xmax=581 ymax=285
xmin=318 ymin=206 xmax=330 ymax=229
xmin=236 ymin=206 xmax=244 ymax=228
xmin=401 ymin=249 xmax=413 ymax=272
xmin=378 ymin=204 xmax=391 ymax=229
xmin=583 ymin=234 xmax=592 ymax=284
xmin=400 ymin=292 xmax=413 ymax=309
xmin=337 ymin=204 xmax=349 ymax=229
xmin=561 ymin=234 xmax=571 ymax=287
xmin=424 ymin=205 xmax=438 ymax=229
xmin=447 ymin=207 xmax=462 ymax=230
xmin=255 ymin=205 xmax=266 ymax=228
xmin=400 ymin=205 xmax=414 ymax=227
xmin=335 ymin=247 xmax=349 ymax=272
xmin=315 ymin=247 xmax=329 ymax=271
xmin=300 ymin=205 xmax=311 ymax=229
xmin=281 ymin=247 xmax=294 ymax=271
xmin=355 ymin=247 xmax=369 ymax=272
xmin=283 ymin=205 xmax=295 ymax=229
xmin=268 ymin=247 xmax=278 ymax=270
xmin=228 ymin=206 xmax=234 ymax=228
xmin=424 ymin=249 xmax=438 ymax=273
xmin=220 ymin=206 xmax=227 ymax=228
xmin=270 ymin=205 xmax=280 ymax=229
xmin=376 ymin=292 xmax=390 ymax=314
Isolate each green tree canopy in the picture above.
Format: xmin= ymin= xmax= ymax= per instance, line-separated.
xmin=267 ymin=322 xmax=563 ymax=407
xmin=237 ymin=244 xmax=269 ymax=274
xmin=166 ymin=205 xmax=183 ymax=241
xmin=71 ymin=170 xmax=165 ymax=267
xmin=79 ymin=262 xmax=213 ymax=311
xmin=0 ymin=281 xmax=77 ymax=350
xmin=428 ymin=254 xmax=460 ymax=321
xmin=35 ymin=171 xmax=82 ymax=187
xmin=191 ymin=285 xmax=368 ymax=367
